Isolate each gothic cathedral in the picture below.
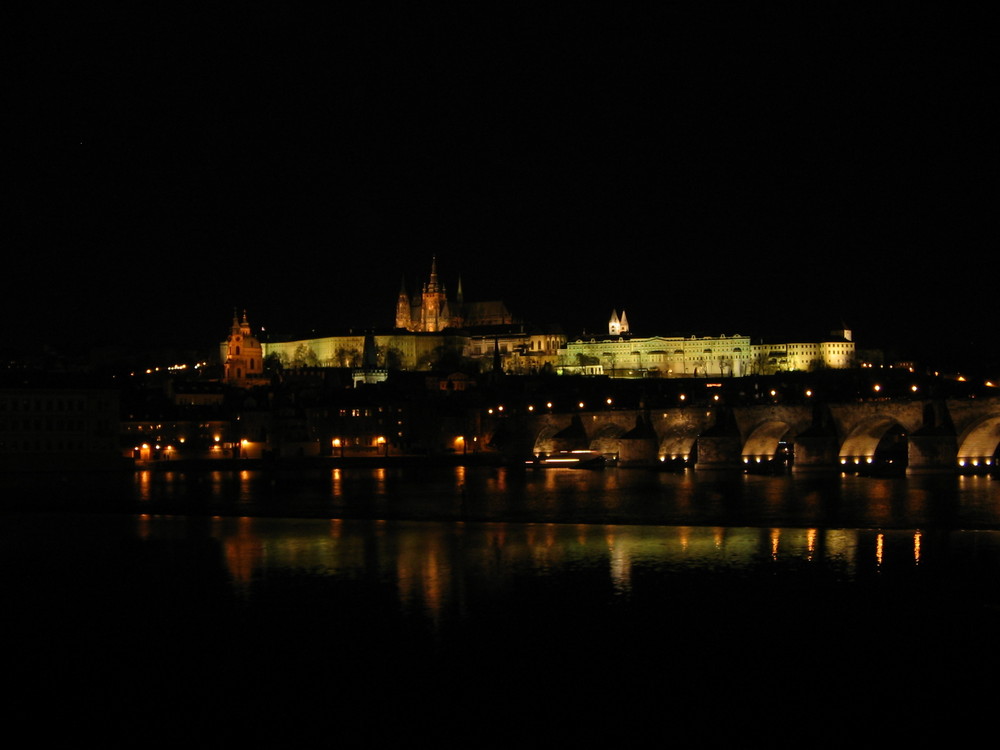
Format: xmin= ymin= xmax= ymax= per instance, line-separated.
xmin=395 ymin=257 xmax=462 ymax=332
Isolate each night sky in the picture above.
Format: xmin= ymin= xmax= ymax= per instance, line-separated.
xmin=8 ymin=7 xmax=995 ymax=373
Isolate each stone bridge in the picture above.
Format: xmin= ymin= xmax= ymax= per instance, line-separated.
xmin=482 ymin=396 xmax=1000 ymax=473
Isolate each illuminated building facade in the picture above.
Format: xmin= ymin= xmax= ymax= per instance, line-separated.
xmin=257 ymin=330 xmax=466 ymax=372
xmin=558 ymin=314 xmax=855 ymax=378
xmin=223 ymin=311 xmax=266 ymax=387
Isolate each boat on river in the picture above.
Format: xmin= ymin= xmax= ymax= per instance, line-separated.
xmin=526 ymin=450 xmax=607 ymax=469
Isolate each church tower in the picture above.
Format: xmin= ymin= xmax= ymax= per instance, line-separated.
xmin=419 ymin=256 xmax=452 ymax=332
xmin=224 ymin=311 xmax=265 ymax=387
xmin=609 ymin=309 xmax=630 ymax=336
xmin=395 ymin=277 xmax=412 ymax=330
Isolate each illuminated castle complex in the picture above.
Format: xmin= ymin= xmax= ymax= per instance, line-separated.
xmin=222 ymin=260 xmax=855 ymax=386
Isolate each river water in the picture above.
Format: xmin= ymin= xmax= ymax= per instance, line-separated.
xmin=3 ymin=466 xmax=999 ymax=739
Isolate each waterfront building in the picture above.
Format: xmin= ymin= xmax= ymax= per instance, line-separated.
xmin=0 ymin=379 xmax=122 ymax=470
xmin=123 ymin=417 xmax=234 ymax=462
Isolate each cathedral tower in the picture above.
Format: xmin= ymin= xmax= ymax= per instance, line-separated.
xmin=395 ymin=277 xmax=412 ymax=330
xmin=419 ymin=256 xmax=452 ymax=332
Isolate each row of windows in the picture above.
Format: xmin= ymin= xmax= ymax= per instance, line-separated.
xmin=0 ymin=419 xmax=94 ymax=432
xmin=0 ymin=438 xmax=115 ymax=452
xmin=0 ymin=398 xmax=98 ymax=412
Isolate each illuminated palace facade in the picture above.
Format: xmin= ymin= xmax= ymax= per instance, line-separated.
xmin=557 ymin=311 xmax=856 ymax=378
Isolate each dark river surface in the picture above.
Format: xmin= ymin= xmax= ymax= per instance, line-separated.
xmin=3 ymin=465 xmax=999 ymax=740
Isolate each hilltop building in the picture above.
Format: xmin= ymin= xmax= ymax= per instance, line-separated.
xmin=225 ymin=259 xmax=564 ymax=377
xmin=557 ymin=312 xmax=855 ymax=377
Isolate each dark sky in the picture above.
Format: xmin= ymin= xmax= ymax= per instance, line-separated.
xmin=8 ymin=6 xmax=995 ymax=372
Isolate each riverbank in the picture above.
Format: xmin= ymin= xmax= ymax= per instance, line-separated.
xmin=135 ymin=451 xmax=510 ymax=471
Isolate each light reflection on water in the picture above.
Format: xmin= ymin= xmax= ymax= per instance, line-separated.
xmin=124 ymin=512 xmax=997 ymax=631
xmin=121 ymin=465 xmax=1000 ymax=530
xmin=6 ymin=467 xmax=1000 ymax=732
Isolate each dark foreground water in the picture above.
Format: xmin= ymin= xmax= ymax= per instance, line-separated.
xmin=3 ymin=466 xmax=999 ymax=740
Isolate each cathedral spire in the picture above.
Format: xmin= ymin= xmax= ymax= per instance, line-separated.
xmin=426 ymin=255 xmax=440 ymax=292
xmin=395 ymin=276 xmax=412 ymax=330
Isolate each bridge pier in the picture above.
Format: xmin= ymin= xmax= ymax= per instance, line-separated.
xmin=907 ymin=434 xmax=959 ymax=473
xmin=790 ymin=435 xmax=841 ymax=472
xmin=695 ymin=435 xmax=743 ymax=470
xmin=616 ymin=415 xmax=660 ymax=467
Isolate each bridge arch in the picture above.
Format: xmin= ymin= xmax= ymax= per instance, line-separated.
xmin=742 ymin=420 xmax=793 ymax=467
xmin=532 ymin=422 xmax=585 ymax=456
xmin=956 ymin=414 xmax=1000 ymax=471
xmin=658 ymin=434 xmax=697 ymax=464
xmin=589 ymin=422 xmax=628 ymax=456
xmin=839 ymin=415 xmax=908 ymax=471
